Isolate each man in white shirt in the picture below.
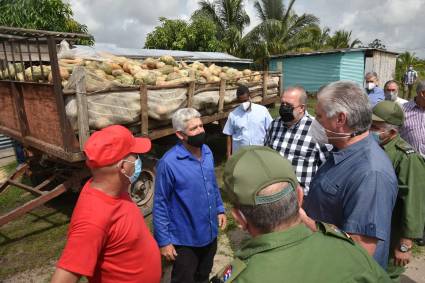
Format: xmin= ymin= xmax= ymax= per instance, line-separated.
xmin=223 ymin=85 xmax=272 ymax=158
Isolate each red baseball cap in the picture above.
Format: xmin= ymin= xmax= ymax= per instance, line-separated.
xmin=84 ymin=125 xmax=151 ymax=169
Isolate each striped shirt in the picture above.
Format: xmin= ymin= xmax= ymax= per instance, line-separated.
xmin=403 ymin=70 xmax=418 ymax=85
xmin=400 ymin=100 xmax=425 ymax=157
xmin=264 ymin=112 xmax=331 ymax=195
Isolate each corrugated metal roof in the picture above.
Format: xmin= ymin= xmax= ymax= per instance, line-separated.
xmin=269 ymin=48 xmax=398 ymax=59
xmin=0 ymin=26 xmax=93 ymax=41
xmin=74 ymin=43 xmax=252 ymax=64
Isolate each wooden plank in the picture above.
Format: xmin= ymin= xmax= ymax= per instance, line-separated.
xmin=0 ymin=181 xmax=68 ymax=227
xmin=218 ymin=79 xmax=226 ymax=113
xmin=187 ymin=81 xmax=195 ymax=108
xmin=7 ymin=179 xmax=43 ymax=196
xmin=140 ymin=84 xmax=149 ymax=136
xmin=47 ymin=36 xmax=72 ymax=151
xmin=262 ymin=71 xmax=268 ymax=101
xmin=74 ymin=67 xmax=90 ymax=150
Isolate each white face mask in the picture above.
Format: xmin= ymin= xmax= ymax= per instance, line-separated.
xmin=309 ymin=119 xmax=353 ymax=145
xmin=241 ymin=101 xmax=251 ymax=111
xmin=366 ymin=83 xmax=376 ymax=91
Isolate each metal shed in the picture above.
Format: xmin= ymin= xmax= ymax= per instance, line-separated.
xmin=268 ymin=48 xmax=398 ymax=92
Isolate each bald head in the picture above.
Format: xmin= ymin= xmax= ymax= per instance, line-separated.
xmin=281 ymin=86 xmax=307 ymax=105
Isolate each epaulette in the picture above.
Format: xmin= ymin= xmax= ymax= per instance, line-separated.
xmin=395 ymin=141 xmax=416 ymax=155
xmin=317 ymin=222 xmax=354 ymax=244
xmin=210 ymin=258 xmax=247 ymax=283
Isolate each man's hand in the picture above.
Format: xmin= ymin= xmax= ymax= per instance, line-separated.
xmin=51 ymin=267 xmax=81 ymax=283
xmin=160 ymin=244 xmax=178 ymax=261
xmin=218 ymin=213 xmax=227 ymax=230
xmin=394 ymin=248 xmax=411 ymax=266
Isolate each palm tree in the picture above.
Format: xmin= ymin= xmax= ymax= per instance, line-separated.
xmin=241 ymin=0 xmax=319 ymax=63
xmin=192 ymin=0 xmax=250 ymax=54
xmin=326 ymin=30 xmax=362 ymax=49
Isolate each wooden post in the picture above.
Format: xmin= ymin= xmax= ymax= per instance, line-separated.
xmin=187 ymin=81 xmax=195 ymax=108
xmin=218 ymin=79 xmax=226 ymax=113
xmin=278 ymin=73 xmax=283 ymax=99
xmin=140 ymin=84 xmax=149 ymax=136
xmin=74 ymin=66 xmax=90 ymax=150
xmin=262 ymin=71 xmax=268 ymax=102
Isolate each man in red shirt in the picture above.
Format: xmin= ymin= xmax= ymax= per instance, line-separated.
xmin=51 ymin=125 xmax=161 ymax=283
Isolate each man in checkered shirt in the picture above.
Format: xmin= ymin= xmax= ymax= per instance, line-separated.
xmin=264 ymin=86 xmax=331 ymax=195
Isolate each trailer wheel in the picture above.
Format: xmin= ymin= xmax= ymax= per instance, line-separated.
xmin=129 ymin=168 xmax=155 ymax=216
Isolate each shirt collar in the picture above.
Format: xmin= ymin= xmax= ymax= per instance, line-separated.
xmin=331 ymin=134 xmax=372 ymax=165
xmin=176 ymin=142 xmax=210 ymax=160
xmin=235 ymin=224 xmax=313 ymax=259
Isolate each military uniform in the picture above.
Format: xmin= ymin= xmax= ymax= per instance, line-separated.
xmin=211 ymin=222 xmax=390 ymax=283
xmin=217 ymin=146 xmax=391 ymax=283
xmin=382 ymin=135 xmax=425 ymax=279
xmin=372 ymin=101 xmax=425 ymax=281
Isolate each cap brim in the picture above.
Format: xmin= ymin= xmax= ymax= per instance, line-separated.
xmin=131 ymin=137 xmax=152 ymax=154
xmin=371 ymin=113 xmax=385 ymax=122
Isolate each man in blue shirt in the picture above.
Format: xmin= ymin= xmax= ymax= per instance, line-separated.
xmin=302 ymin=81 xmax=398 ymax=269
xmin=365 ymin=71 xmax=385 ymax=107
xmin=223 ymin=85 xmax=272 ymax=158
xmin=153 ymin=108 xmax=226 ymax=283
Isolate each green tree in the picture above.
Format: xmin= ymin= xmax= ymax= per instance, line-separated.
xmin=144 ymin=16 xmax=223 ymax=52
xmin=0 ymin=0 xmax=93 ymax=44
xmin=192 ymin=0 xmax=250 ymax=54
xmin=326 ymin=30 xmax=362 ymax=49
xmin=144 ymin=18 xmax=189 ymax=50
xmin=367 ymin=38 xmax=386 ymax=49
xmin=241 ymin=0 xmax=319 ymax=63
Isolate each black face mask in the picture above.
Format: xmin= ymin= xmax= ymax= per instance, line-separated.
xmin=186 ymin=132 xmax=206 ymax=148
xmin=279 ymin=104 xmax=295 ymax=123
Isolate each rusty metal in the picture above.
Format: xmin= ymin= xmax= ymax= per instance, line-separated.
xmin=1 ymin=41 xmax=12 ymax=79
xmin=17 ymin=42 xmax=26 ymax=81
xmin=35 ymin=37 xmax=45 ymax=79
xmin=26 ymin=40 xmax=34 ymax=79
xmin=9 ymin=41 xmax=19 ymax=81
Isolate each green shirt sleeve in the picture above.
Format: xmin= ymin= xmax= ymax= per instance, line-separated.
xmin=396 ymin=152 xmax=425 ymax=238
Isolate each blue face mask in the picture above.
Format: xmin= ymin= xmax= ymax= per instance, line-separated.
xmin=123 ymin=157 xmax=142 ymax=184
xmin=371 ymin=131 xmax=384 ymax=144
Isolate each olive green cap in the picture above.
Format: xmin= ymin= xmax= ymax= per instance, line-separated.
xmin=372 ymin=101 xmax=405 ymax=126
xmin=223 ymin=146 xmax=299 ymax=206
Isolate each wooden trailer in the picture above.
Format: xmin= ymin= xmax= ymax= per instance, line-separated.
xmin=0 ymin=27 xmax=281 ymax=226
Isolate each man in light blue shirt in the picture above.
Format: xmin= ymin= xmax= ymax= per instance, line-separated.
xmin=223 ymin=85 xmax=272 ymax=158
xmin=365 ymin=71 xmax=385 ymax=107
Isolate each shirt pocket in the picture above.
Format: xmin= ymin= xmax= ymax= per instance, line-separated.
xmin=320 ymin=176 xmax=340 ymax=196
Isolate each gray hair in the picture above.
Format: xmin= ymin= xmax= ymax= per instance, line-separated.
xmin=416 ymin=81 xmax=425 ymax=94
xmin=236 ymin=182 xmax=299 ymax=234
xmin=317 ymin=81 xmax=372 ymax=133
xmin=365 ymin=71 xmax=379 ymax=80
xmin=172 ymin=108 xmax=201 ymax=132
xmin=284 ymin=85 xmax=307 ymax=105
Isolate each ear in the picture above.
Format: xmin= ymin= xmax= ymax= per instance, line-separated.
xmin=336 ymin=112 xmax=347 ymax=126
xmin=296 ymin=185 xmax=304 ymax=207
xmin=175 ymin=131 xmax=185 ymax=141
xmin=231 ymin=208 xmax=248 ymax=230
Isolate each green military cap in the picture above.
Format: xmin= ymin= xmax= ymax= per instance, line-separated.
xmin=223 ymin=146 xmax=298 ymax=206
xmin=372 ymin=101 xmax=405 ymax=126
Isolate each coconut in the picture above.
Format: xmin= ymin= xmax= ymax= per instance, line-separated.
xmin=160 ymin=55 xmax=176 ymax=66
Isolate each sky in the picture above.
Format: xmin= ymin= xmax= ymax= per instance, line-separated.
xmin=68 ymin=0 xmax=425 ymax=58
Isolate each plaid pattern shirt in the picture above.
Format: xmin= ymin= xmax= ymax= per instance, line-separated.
xmin=264 ymin=113 xmax=331 ymax=195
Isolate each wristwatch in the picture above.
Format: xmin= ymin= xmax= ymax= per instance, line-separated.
xmin=399 ymin=243 xmax=412 ymax=252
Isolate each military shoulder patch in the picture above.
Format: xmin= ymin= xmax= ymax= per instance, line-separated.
xmin=395 ymin=141 xmax=416 ymax=155
xmin=317 ymin=222 xmax=354 ymax=244
xmin=210 ymin=258 xmax=247 ymax=283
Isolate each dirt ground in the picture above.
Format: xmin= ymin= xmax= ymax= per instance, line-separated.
xmin=1 ymin=162 xmax=425 ymax=282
